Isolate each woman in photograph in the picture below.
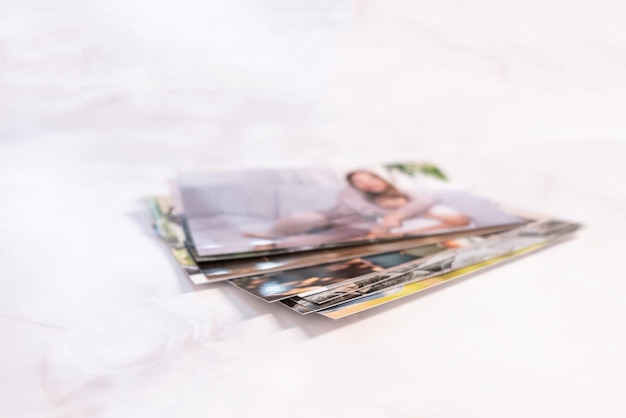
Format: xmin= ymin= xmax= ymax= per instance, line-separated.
xmin=249 ymin=170 xmax=470 ymax=247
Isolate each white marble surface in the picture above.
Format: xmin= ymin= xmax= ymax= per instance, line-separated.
xmin=1 ymin=1 xmax=626 ymax=417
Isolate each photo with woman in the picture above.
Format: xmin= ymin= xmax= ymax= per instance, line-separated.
xmin=178 ymin=164 xmax=526 ymax=258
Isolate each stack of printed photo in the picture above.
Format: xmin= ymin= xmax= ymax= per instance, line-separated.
xmin=148 ymin=162 xmax=580 ymax=319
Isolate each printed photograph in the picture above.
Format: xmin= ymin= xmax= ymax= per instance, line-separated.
xmin=289 ymin=219 xmax=580 ymax=318
xmin=315 ymin=243 xmax=555 ymax=319
xmin=149 ymin=195 xmax=517 ymax=283
xmin=178 ymin=162 xmax=526 ymax=260
xmin=293 ymin=237 xmax=484 ymax=308
xmin=147 ymin=197 xmax=207 ymax=284
xmin=229 ymin=242 xmax=450 ymax=302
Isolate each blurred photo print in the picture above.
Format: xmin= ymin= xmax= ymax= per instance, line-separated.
xmin=178 ymin=162 xmax=526 ymax=260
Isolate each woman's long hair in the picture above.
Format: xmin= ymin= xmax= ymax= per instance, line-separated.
xmin=345 ymin=170 xmax=408 ymax=202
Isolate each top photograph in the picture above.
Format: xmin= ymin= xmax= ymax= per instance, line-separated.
xmin=177 ymin=162 xmax=526 ymax=260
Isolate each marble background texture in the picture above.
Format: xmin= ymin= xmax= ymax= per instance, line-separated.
xmin=1 ymin=0 xmax=626 ymax=417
